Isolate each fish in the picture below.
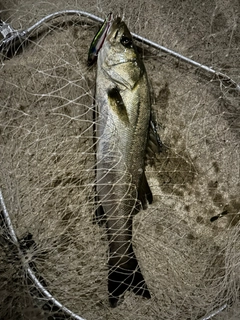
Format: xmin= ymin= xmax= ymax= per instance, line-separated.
xmin=94 ymin=16 xmax=161 ymax=307
xmin=88 ymin=13 xmax=113 ymax=66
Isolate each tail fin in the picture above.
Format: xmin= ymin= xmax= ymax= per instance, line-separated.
xmin=108 ymin=252 xmax=151 ymax=307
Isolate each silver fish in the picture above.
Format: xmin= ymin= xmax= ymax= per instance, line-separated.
xmin=95 ymin=16 xmax=161 ymax=307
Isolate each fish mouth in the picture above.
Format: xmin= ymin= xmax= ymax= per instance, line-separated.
xmin=107 ymin=17 xmax=133 ymax=47
xmin=108 ymin=17 xmax=125 ymax=35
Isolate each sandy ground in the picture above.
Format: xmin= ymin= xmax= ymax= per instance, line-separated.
xmin=0 ymin=0 xmax=240 ymax=319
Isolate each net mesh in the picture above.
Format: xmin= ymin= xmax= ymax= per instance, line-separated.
xmin=0 ymin=0 xmax=240 ymax=319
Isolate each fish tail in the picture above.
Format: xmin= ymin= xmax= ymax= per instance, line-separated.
xmin=108 ymin=251 xmax=151 ymax=307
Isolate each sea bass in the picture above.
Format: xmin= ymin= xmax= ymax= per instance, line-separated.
xmin=95 ymin=16 xmax=161 ymax=307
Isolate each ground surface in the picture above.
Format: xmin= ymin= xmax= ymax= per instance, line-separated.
xmin=0 ymin=0 xmax=240 ymax=319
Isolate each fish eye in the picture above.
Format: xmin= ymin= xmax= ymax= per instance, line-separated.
xmin=120 ymin=35 xmax=133 ymax=48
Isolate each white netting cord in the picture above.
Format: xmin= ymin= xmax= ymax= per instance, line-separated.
xmin=1 ymin=2 xmax=240 ymax=320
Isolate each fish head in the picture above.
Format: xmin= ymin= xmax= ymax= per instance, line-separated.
xmin=105 ymin=18 xmax=136 ymax=61
xmin=98 ymin=17 xmax=144 ymax=90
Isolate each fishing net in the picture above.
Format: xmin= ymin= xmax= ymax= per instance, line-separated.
xmin=0 ymin=0 xmax=240 ymax=319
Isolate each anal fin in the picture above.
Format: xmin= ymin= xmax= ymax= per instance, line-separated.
xmin=138 ymin=172 xmax=153 ymax=210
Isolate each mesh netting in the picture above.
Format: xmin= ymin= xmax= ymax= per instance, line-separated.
xmin=0 ymin=0 xmax=240 ymax=319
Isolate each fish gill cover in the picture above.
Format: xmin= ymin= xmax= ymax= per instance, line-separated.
xmin=0 ymin=1 xmax=240 ymax=320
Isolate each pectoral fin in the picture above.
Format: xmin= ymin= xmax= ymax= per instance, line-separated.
xmin=107 ymin=87 xmax=129 ymax=124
